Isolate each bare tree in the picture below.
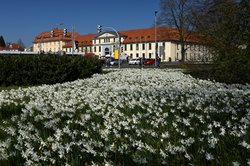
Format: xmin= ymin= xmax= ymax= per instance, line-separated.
xmin=158 ymin=0 xmax=195 ymax=62
xmin=17 ymin=38 xmax=25 ymax=49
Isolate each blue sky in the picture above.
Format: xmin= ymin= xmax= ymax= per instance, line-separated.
xmin=0 ymin=0 xmax=160 ymax=47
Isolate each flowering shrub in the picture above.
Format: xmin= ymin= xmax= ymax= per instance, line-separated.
xmin=0 ymin=69 xmax=249 ymax=165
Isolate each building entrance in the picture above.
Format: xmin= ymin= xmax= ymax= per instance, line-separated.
xmin=105 ymin=47 xmax=110 ymax=55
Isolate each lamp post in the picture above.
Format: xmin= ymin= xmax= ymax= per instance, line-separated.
xmin=154 ymin=11 xmax=158 ymax=67
xmin=98 ymin=25 xmax=121 ymax=69
xmin=140 ymin=36 xmax=143 ymax=69
xmin=38 ymin=38 xmax=42 ymax=54
xmin=72 ymin=25 xmax=75 ymax=56
xmin=56 ymin=23 xmax=64 ymax=54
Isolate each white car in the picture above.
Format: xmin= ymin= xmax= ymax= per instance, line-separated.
xmin=129 ymin=58 xmax=141 ymax=65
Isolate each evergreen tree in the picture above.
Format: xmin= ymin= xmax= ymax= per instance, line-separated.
xmin=193 ymin=0 xmax=250 ymax=83
xmin=0 ymin=35 xmax=6 ymax=47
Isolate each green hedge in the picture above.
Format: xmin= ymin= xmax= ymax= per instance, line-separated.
xmin=0 ymin=55 xmax=102 ymax=86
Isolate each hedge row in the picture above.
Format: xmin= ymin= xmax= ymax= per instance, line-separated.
xmin=0 ymin=55 xmax=102 ymax=86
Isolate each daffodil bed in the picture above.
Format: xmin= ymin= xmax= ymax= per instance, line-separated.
xmin=0 ymin=69 xmax=249 ymax=165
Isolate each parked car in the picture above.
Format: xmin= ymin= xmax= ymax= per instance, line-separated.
xmin=110 ymin=59 xmax=119 ymax=66
xmin=144 ymin=59 xmax=155 ymax=65
xmin=129 ymin=58 xmax=141 ymax=65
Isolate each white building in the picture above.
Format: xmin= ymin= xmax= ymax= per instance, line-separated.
xmin=64 ymin=27 xmax=212 ymax=62
xmin=33 ymin=27 xmax=212 ymax=62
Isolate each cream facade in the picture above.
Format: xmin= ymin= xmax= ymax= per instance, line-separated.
xmin=33 ymin=40 xmax=66 ymax=53
xmin=63 ymin=31 xmax=212 ymax=62
xmin=34 ymin=27 xmax=212 ymax=62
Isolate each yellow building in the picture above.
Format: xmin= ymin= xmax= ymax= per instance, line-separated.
xmin=33 ymin=28 xmax=79 ymax=54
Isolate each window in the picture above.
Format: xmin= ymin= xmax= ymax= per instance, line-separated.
xmin=105 ymin=47 xmax=109 ymax=55
xmin=136 ymin=44 xmax=139 ymax=50
xmin=94 ymin=47 xmax=96 ymax=52
xmin=130 ymin=44 xmax=133 ymax=51
xmin=99 ymin=46 xmax=101 ymax=52
xmin=125 ymin=44 xmax=127 ymax=51
xmin=136 ymin=53 xmax=139 ymax=57
xmin=130 ymin=54 xmax=133 ymax=58
xmin=142 ymin=43 xmax=145 ymax=50
xmin=149 ymin=43 xmax=152 ymax=50
xmin=104 ymin=38 xmax=110 ymax=42
xmin=149 ymin=53 xmax=152 ymax=59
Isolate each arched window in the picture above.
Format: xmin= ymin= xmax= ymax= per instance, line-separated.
xmin=105 ymin=47 xmax=110 ymax=55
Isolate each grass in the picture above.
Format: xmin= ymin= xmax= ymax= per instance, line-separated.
xmin=0 ymin=86 xmax=21 ymax=91
xmin=163 ymin=63 xmax=214 ymax=81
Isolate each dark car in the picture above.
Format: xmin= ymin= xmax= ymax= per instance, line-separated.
xmin=144 ymin=59 xmax=155 ymax=65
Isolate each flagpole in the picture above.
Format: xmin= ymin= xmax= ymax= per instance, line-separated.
xmin=72 ymin=25 xmax=75 ymax=56
xmin=154 ymin=11 xmax=158 ymax=67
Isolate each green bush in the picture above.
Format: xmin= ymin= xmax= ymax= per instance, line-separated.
xmin=0 ymin=55 xmax=102 ymax=86
xmin=211 ymin=52 xmax=250 ymax=84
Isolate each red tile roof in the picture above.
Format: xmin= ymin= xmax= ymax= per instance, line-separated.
xmin=1 ymin=43 xmax=24 ymax=51
xmin=63 ymin=34 xmax=96 ymax=48
xmin=33 ymin=28 xmax=79 ymax=43
xmin=0 ymin=46 xmax=5 ymax=51
xmin=60 ymin=27 xmax=205 ymax=48
xmin=120 ymin=27 xmax=203 ymax=44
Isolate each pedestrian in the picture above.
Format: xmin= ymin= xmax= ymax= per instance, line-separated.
xmin=157 ymin=56 xmax=161 ymax=67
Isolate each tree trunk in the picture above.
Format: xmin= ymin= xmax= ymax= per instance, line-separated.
xmin=181 ymin=41 xmax=185 ymax=63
